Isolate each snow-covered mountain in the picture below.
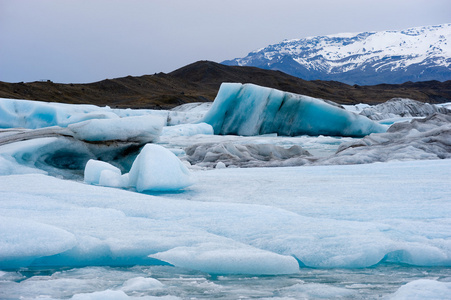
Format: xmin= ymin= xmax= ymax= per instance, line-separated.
xmin=222 ymin=24 xmax=451 ymax=85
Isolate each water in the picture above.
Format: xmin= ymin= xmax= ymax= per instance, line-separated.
xmin=2 ymin=264 xmax=450 ymax=299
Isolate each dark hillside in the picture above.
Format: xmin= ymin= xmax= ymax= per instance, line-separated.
xmin=1 ymin=61 xmax=450 ymax=109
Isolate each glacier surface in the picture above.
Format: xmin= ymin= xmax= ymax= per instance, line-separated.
xmin=202 ymin=83 xmax=387 ymax=137
xmin=1 ymin=159 xmax=450 ymax=272
xmin=0 ymin=94 xmax=450 ymax=299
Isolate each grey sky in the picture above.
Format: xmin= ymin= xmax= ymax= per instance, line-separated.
xmin=1 ymin=0 xmax=450 ymax=83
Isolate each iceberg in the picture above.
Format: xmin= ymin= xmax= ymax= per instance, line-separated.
xmin=202 ymin=83 xmax=387 ymax=137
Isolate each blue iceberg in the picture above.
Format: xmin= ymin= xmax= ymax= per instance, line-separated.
xmin=202 ymin=83 xmax=387 ymax=137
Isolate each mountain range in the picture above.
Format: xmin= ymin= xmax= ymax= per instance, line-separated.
xmin=1 ymin=61 xmax=450 ymax=109
xmin=222 ymin=24 xmax=451 ymax=85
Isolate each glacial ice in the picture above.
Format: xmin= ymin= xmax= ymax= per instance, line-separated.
xmin=83 ymin=145 xmax=195 ymax=192
xmin=0 ymin=135 xmax=145 ymax=180
xmin=1 ymin=159 xmax=450 ymax=275
xmin=150 ymin=243 xmax=299 ymax=275
xmin=182 ymin=112 xmax=451 ymax=168
xmin=67 ymin=115 xmax=165 ymax=143
xmin=358 ymin=98 xmax=450 ymax=121
xmin=324 ymin=113 xmax=451 ymax=164
xmin=185 ymin=142 xmax=312 ymax=168
xmin=390 ymin=279 xmax=451 ymax=300
xmin=0 ymin=98 xmax=117 ymax=129
xmin=120 ymin=276 xmax=164 ymax=292
xmin=0 ymin=97 xmax=208 ymax=130
xmin=0 ymin=95 xmax=450 ymax=298
xmin=202 ymin=83 xmax=387 ymax=137
xmin=128 ymin=144 xmax=195 ymax=192
xmin=84 ymin=159 xmax=122 ymax=186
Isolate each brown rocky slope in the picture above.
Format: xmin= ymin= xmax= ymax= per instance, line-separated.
xmin=0 ymin=61 xmax=450 ymax=109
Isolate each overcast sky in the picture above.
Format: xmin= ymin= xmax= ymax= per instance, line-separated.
xmin=1 ymin=0 xmax=450 ymax=83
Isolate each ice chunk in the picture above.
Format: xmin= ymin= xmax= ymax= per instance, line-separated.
xmin=215 ymin=161 xmax=226 ymax=169
xmin=85 ymin=146 xmax=195 ymax=191
xmin=99 ymin=172 xmax=129 ymax=189
xmin=280 ymin=283 xmax=356 ymax=298
xmin=128 ymin=144 xmax=195 ymax=192
xmin=202 ymin=83 xmax=387 ymax=137
xmin=0 ymin=98 xmax=120 ymax=129
xmin=70 ymin=289 xmax=170 ymax=300
xmin=84 ymin=159 xmax=121 ymax=185
xmin=389 ymin=279 xmax=451 ymax=300
xmin=0 ymin=97 xmax=207 ymax=130
xmin=150 ymin=242 xmax=299 ymax=275
xmin=68 ymin=115 xmax=164 ymax=143
xmin=120 ymin=276 xmax=164 ymax=292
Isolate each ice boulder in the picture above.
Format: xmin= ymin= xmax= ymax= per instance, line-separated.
xmin=202 ymin=83 xmax=387 ymax=137
xmin=128 ymin=144 xmax=195 ymax=192
xmin=84 ymin=159 xmax=129 ymax=188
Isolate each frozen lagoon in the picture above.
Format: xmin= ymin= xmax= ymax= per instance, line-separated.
xmin=0 ymin=84 xmax=450 ymax=299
